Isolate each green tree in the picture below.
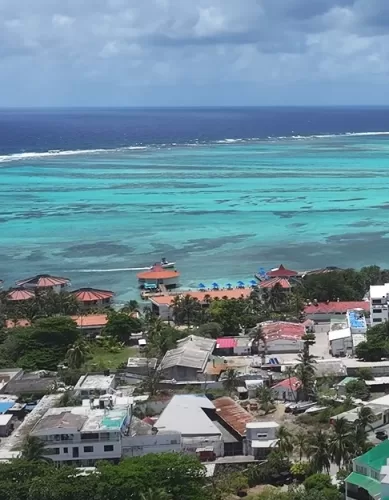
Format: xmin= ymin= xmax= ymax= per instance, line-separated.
xmin=223 ymin=368 xmax=239 ymax=396
xmin=250 ymin=323 xmax=267 ymax=363
xmin=257 ymin=385 xmax=275 ymax=414
xmin=103 ymin=311 xmax=142 ymax=343
xmin=307 ymin=430 xmax=331 ymax=473
xmin=21 ymin=435 xmax=49 ymax=461
xmin=345 ymin=379 xmax=370 ymax=400
xmin=329 ymin=417 xmax=352 ymax=468
xmin=303 ymin=473 xmax=333 ymax=491
xmin=196 ymin=322 xmax=222 ymax=339
xmin=121 ymin=300 xmax=140 ymax=314
xmin=66 ymin=339 xmax=89 ymax=369
xmin=170 ymin=295 xmax=202 ymax=327
xmin=276 ymin=425 xmax=294 ymax=458
xmin=294 ymin=429 xmax=308 ymax=461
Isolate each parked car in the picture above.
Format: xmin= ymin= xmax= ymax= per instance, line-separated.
xmin=375 ymin=430 xmax=388 ymax=441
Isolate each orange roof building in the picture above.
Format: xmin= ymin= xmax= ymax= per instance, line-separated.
xmin=16 ymin=274 xmax=70 ymax=290
xmin=259 ymin=277 xmax=292 ymax=289
xmin=71 ymin=288 xmax=114 ymax=308
xmin=7 ymin=288 xmax=35 ymax=301
xmin=137 ymin=265 xmax=180 ymax=290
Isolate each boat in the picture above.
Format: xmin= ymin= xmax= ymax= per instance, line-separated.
xmin=150 ymin=257 xmax=175 ymax=269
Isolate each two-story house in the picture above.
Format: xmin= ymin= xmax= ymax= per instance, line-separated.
xmin=244 ymin=421 xmax=279 ymax=459
xmin=370 ymin=283 xmax=389 ymax=325
xmin=346 ymin=439 xmax=389 ymax=500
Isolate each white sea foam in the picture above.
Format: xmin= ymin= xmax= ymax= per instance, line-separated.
xmin=0 ymin=146 xmax=147 ymax=163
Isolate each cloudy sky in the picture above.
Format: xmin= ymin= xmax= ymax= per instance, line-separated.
xmin=1 ymin=0 xmax=389 ymax=106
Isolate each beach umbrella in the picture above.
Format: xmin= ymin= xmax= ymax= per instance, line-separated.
xmin=198 ymin=283 xmax=206 ymax=289
xmin=225 ymin=283 xmax=232 ymax=289
xmin=250 ymin=279 xmax=257 ymax=286
xmin=237 ymin=281 xmax=245 ymax=288
xmin=212 ymin=282 xmax=219 ymax=289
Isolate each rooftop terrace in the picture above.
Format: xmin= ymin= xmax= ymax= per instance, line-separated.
xmin=347 ymin=309 xmax=367 ymax=329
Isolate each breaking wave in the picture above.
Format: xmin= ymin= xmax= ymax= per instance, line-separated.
xmin=73 ymin=267 xmax=151 ymax=273
xmin=1 ymin=131 xmax=389 ymax=163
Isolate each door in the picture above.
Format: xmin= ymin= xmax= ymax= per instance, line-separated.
xmin=72 ymin=447 xmax=79 ymax=458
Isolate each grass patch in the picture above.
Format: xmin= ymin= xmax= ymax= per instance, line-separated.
xmin=85 ymin=346 xmax=139 ymax=370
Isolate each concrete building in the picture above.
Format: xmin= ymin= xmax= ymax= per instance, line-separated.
xmin=304 ymin=301 xmax=369 ymax=322
xmin=272 ymin=377 xmax=301 ymax=402
xmin=159 ymin=335 xmax=216 ymax=381
xmin=346 ymin=439 xmax=389 ymax=500
xmin=214 ymin=337 xmax=252 ymax=356
xmin=370 ymin=283 xmax=389 ymax=325
xmin=149 ymin=288 xmax=252 ymax=320
xmin=245 ymin=421 xmax=279 ymax=459
xmin=30 ymin=394 xmax=181 ymax=466
xmin=260 ymin=321 xmax=307 ymax=353
xmin=155 ymin=395 xmax=224 ymax=457
xmin=0 ymin=414 xmax=13 ymax=437
xmin=328 ymin=309 xmax=367 ymax=357
xmin=74 ymin=374 xmax=116 ymax=398
xmin=126 ymin=357 xmax=157 ymax=376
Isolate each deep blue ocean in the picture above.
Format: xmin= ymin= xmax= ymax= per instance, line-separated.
xmin=1 ymin=107 xmax=389 ymax=301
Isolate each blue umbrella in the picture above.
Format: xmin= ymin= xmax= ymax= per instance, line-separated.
xmin=250 ymin=279 xmax=257 ymax=286
xmin=198 ymin=283 xmax=206 ymax=289
xmin=237 ymin=281 xmax=245 ymax=287
xmin=212 ymin=282 xmax=219 ymax=289
xmin=225 ymin=283 xmax=232 ymax=289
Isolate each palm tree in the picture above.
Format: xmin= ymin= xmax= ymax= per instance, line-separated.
xmin=140 ymin=489 xmax=172 ymax=500
xmin=269 ymin=282 xmax=286 ymax=311
xmin=307 ymin=429 xmax=331 ymax=473
xmin=356 ymin=406 xmax=375 ymax=431
xmin=294 ymin=429 xmax=308 ymax=461
xmin=121 ymin=300 xmax=140 ymax=314
xmin=66 ymin=339 xmax=89 ymax=369
xmin=250 ymin=324 xmax=267 ymax=364
xmin=295 ymin=340 xmax=317 ymax=400
xmin=284 ymin=365 xmax=299 ymax=403
xmin=223 ymin=368 xmax=239 ymax=396
xmin=21 ymin=435 xmax=48 ymax=461
xmin=329 ymin=417 xmax=353 ymax=468
xmin=276 ymin=425 xmax=294 ymax=458
xmin=256 ymin=385 xmax=275 ymax=415
xmin=170 ymin=295 xmax=201 ymax=327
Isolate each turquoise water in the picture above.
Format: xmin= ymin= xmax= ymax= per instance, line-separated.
xmin=1 ymin=135 xmax=389 ymax=300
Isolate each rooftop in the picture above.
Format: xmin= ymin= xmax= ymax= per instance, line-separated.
xmin=70 ymin=315 xmax=109 ymax=329
xmin=155 ymin=395 xmax=220 ymax=436
xmin=370 ymin=283 xmax=389 ymax=299
xmin=71 ymin=288 xmax=114 ymax=302
xmin=266 ymin=264 xmax=298 ymax=278
xmin=74 ymin=373 xmax=115 ymax=392
xmin=328 ymin=327 xmax=351 ymax=342
xmin=346 ymin=472 xmax=381 ymax=498
xmin=329 ymin=317 xmax=348 ymax=331
xmin=337 ymin=376 xmax=358 ymax=387
xmin=0 ymin=401 xmax=15 ymax=414
xmin=216 ymin=338 xmax=238 ymax=349
xmin=347 ymin=309 xmax=367 ymax=329
xmin=160 ymin=335 xmax=215 ymax=372
xmin=150 ymin=288 xmax=251 ymax=306
xmin=261 ymin=321 xmax=306 ymax=342
xmin=354 ymin=438 xmax=389 ymax=472
xmin=32 ymin=405 xmax=128 ymax=434
xmin=304 ymin=301 xmax=369 ymax=315
xmin=0 ymin=414 xmax=12 ymax=426
xmin=15 ymin=274 xmax=70 ymax=288
xmin=246 ymin=421 xmax=279 ymax=429
xmin=137 ymin=266 xmax=180 ymax=280
xmin=127 ymin=357 xmax=157 ymax=369
xmin=7 ymin=288 xmax=35 ymax=301
xmin=259 ymin=277 xmax=291 ymax=289
xmin=272 ymin=377 xmax=301 ymax=391
xmin=213 ymin=397 xmax=253 ymax=437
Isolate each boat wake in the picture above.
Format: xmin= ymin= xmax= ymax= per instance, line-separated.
xmin=1 ymin=131 xmax=389 ymax=163
xmin=74 ymin=267 xmax=151 ymax=273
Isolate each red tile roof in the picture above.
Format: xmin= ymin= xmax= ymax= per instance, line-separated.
xmin=304 ymin=301 xmax=369 ymax=315
xmin=260 ymin=277 xmax=291 ymax=289
xmin=71 ymin=288 xmax=114 ymax=302
xmin=70 ymin=314 xmax=108 ymax=328
xmin=261 ymin=321 xmax=306 ymax=341
xmin=16 ymin=274 xmax=70 ymax=288
xmin=137 ymin=265 xmax=180 ymax=280
xmin=150 ymin=288 xmax=251 ymax=306
xmin=267 ymin=264 xmax=298 ymax=278
xmin=214 ymin=397 xmax=253 ymax=437
xmin=7 ymin=289 xmax=35 ymax=301
xmin=216 ymin=338 xmax=238 ymax=349
xmin=272 ymin=377 xmax=301 ymax=391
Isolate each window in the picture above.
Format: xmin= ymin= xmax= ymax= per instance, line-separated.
xmin=63 ymin=447 xmax=68 ymax=453
xmin=257 ymin=433 xmax=268 ymax=438
xmin=46 ymin=448 xmax=60 ymax=455
xmin=372 ymin=299 xmax=383 ymax=305
xmin=104 ymin=445 xmax=114 ymax=452
xmin=373 ymin=318 xmax=382 ymax=323
xmin=84 ymin=446 xmax=94 ymax=453
xmin=81 ymin=433 xmax=99 ymax=441
xmin=373 ymin=309 xmax=382 ymax=313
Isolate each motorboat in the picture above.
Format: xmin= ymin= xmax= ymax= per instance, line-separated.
xmin=150 ymin=257 xmax=175 ymax=269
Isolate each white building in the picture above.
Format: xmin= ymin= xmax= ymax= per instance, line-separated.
xmin=245 ymin=421 xmax=279 ymax=459
xmin=74 ymin=374 xmax=116 ymax=398
xmin=31 ymin=394 xmax=181 ymax=466
xmin=272 ymin=377 xmax=301 ymax=402
xmin=328 ymin=309 xmax=367 ymax=357
xmin=155 ymin=395 xmax=224 ymax=457
xmin=370 ymin=283 xmax=389 ymax=325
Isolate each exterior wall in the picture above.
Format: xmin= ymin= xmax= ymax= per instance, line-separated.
xmin=121 ymin=432 xmax=181 ymax=457
xmin=139 ymin=277 xmax=178 ymax=288
xmin=306 ymin=311 xmax=346 ymax=322
xmin=152 ymin=303 xmax=170 ymax=320
xmin=161 ymin=366 xmax=201 ymax=382
xmin=234 ymin=344 xmax=251 ymax=356
xmin=42 ymin=436 xmax=122 ymax=464
xmin=0 ymin=421 xmax=12 ymax=437
xmin=272 ymin=385 xmax=298 ymax=402
xmin=181 ymin=435 xmax=224 ymax=458
xmin=330 ymin=337 xmax=353 ymax=356
xmin=371 ymin=301 xmax=389 ymax=325
xmin=266 ymin=338 xmax=303 ymax=354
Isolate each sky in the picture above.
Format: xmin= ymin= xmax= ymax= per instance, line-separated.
xmin=1 ymin=0 xmax=389 ymax=106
